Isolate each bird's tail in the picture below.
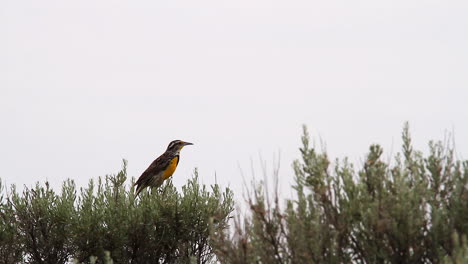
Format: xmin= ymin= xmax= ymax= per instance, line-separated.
xmin=134 ymin=183 xmax=144 ymax=197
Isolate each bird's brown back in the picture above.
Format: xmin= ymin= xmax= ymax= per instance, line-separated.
xmin=135 ymin=151 xmax=179 ymax=192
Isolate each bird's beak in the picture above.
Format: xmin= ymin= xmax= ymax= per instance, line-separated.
xmin=183 ymin=142 xmax=193 ymax=146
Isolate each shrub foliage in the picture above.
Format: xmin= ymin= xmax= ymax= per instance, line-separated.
xmin=213 ymin=124 xmax=467 ymax=264
xmin=1 ymin=124 xmax=467 ymax=264
xmin=0 ymin=162 xmax=234 ymax=264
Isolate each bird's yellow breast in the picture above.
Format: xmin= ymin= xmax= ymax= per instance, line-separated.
xmin=163 ymin=156 xmax=179 ymax=180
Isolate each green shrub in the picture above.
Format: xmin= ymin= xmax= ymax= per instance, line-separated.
xmin=213 ymin=124 xmax=467 ymax=264
xmin=2 ymin=124 xmax=467 ymax=263
xmin=11 ymin=180 xmax=76 ymax=263
xmin=0 ymin=179 xmax=22 ymax=263
xmin=0 ymin=162 xmax=234 ymax=264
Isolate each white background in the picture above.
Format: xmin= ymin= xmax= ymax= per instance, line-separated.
xmin=1 ymin=0 xmax=467 ymax=199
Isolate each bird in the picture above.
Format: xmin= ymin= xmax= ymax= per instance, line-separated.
xmin=134 ymin=140 xmax=193 ymax=196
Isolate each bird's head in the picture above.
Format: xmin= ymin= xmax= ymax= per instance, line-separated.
xmin=166 ymin=140 xmax=193 ymax=153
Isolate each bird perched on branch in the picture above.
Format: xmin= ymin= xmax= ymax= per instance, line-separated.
xmin=135 ymin=140 xmax=193 ymax=196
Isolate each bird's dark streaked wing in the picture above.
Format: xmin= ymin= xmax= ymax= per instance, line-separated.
xmin=135 ymin=153 xmax=172 ymax=193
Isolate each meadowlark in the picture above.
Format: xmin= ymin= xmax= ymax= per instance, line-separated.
xmin=134 ymin=140 xmax=193 ymax=196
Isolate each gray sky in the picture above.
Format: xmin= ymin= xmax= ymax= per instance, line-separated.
xmin=1 ymin=0 xmax=467 ymax=197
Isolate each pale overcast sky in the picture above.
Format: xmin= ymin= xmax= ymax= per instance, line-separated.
xmin=1 ymin=0 xmax=467 ymax=196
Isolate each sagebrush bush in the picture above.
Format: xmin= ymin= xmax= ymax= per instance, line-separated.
xmin=0 ymin=162 xmax=234 ymax=264
xmin=2 ymin=124 xmax=467 ymax=264
xmin=0 ymin=179 xmax=22 ymax=264
xmin=213 ymin=124 xmax=467 ymax=264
